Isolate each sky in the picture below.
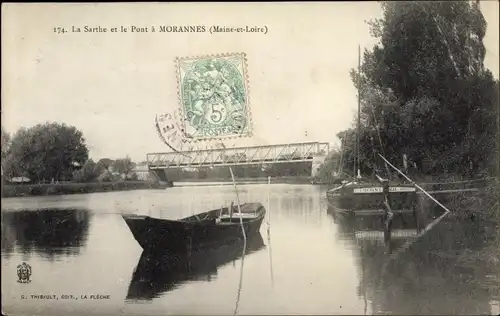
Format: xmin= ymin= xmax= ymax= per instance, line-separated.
xmin=2 ymin=2 xmax=499 ymax=162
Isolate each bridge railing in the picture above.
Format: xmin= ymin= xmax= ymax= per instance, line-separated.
xmin=147 ymin=142 xmax=330 ymax=168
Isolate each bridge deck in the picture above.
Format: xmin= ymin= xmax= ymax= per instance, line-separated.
xmin=147 ymin=142 xmax=329 ymax=169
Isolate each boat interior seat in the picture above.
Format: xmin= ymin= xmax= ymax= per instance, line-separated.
xmin=198 ymin=218 xmax=216 ymax=225
xmin=196 ymin=213 xmax=217 ymax=223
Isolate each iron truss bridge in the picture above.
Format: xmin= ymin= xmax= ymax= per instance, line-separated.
xmin=147 ymin=142 xmax=330 ymax=169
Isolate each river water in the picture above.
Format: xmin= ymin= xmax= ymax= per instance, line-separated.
xmin=1 ymin=184 xmax=499 ymax=315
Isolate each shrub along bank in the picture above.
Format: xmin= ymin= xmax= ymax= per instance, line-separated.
xmin=1 ymin=180 xmax=171 ymax=198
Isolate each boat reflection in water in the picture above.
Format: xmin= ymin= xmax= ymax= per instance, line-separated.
xmin=327 ymin=205 xmax=422 ymax=254
xmin=126 ymin=233 xmax=266 ymax=302
xmin=327 ymin=203 xmax=420 ymax=245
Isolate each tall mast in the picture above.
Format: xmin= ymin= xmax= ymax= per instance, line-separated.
xmin=357 ymin=44 xmax=361 ymax=179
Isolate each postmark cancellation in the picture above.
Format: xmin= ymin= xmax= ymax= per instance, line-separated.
xmin=175 ymin=53 xmax=252 ymax=142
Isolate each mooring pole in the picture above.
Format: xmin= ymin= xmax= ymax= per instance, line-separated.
xmin=355 ymin=44 xmax=362 ymax=180
xmin=187 ymin=231 xmax=193 ymax=271
xmin=230 ymin=201 xmax=234 ymax=221
xmin=378 ymin=154 xmax=452 ymax=214
xmin=413 ymin=199 xmax=421 ymax=233
xmin=497 ymin=81 xmax=500 ymax=186
xmin=382 ymin=179 xmax=393 ymax=245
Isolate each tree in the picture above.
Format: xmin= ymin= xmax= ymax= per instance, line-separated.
xmin=1 ymin=128 xmax=11 ymax=170
xmin=73 ymin=159 xmax=100 ymax=183
xmin=96 ymin=158 xmax=114 ymax=172
xmin=314 ymin=148 xmax=343 ymax=182
xmin=112 ymin=156 xmax=135 ymax=178
xmin=339 ymin=1 xmax=497 ymax=179
xmin=1 ymin=127 xmax=10 ymax=154
xmin=128 ymin=172 xmax=139 ymax=181
xmin=3 ymin=123 xmax=88 ymax=181
xmin=136 ymin=160 xmax=149 ymax=166
xmin=98 ymin=170 xmax=115 ymax=182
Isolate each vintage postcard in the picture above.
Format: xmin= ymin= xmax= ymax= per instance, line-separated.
xmin=1 ymin=2 xmax=499 ymax=316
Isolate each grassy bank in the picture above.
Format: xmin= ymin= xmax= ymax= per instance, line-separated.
xmin=1 ymin=181 xmax=170 ymax=198
xmin=420 ymin=178 xmax=499 ymax=221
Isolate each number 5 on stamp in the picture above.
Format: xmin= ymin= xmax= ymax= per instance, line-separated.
xmin=175 ymin=53 xmax=252 ymax=141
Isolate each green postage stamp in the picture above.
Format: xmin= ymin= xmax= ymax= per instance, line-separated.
xmin=175 ymin=53 xmax=252 ymax=141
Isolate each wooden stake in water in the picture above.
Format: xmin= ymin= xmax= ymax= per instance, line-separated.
xmin=229 ymin=168 xmax=247 ymax=242
xmin=382 ymin=181 xmax=393 ymax=245
xmin=267 ymin=176 xmax=272 ymax=226
xmin=267 ymin=176 xmax=274 ymax=286
xmin=229 ymin=167 xmax=246 ymax=316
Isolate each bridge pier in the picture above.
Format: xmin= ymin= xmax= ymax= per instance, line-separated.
xmin=149 ymin=169 xmax=171 ymax=185
xmin=311 ymin=154 xmax=327 ymax=178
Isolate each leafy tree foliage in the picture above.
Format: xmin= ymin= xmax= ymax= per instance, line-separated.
xmin=313 ymin=148 xmax=343 ymax=183
xmin=72 ymin=159 xmax=101 ymax=183
xmin=320 ymin=1 xmax=498 ymax=180
xmin=3 ymin=123 xmax=88 ymax=181
xmin=1 ymin=128 xmax=11 ymax=165
xmin=127 ymin=172 xmax=139 ymax=181
xmin=98 ymin=170 xmax=115 ymax=182
xmin=96 ymin=158 xmax=114 ymax=171
xmin=112 ymin=156 xmax=136 ymax=177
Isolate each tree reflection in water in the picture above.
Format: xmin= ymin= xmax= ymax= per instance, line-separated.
xmin=1 ymin=208 xmax=92 ymax=260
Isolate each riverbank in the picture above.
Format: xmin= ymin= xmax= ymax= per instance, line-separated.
xmin=175 ymin=176 xmax=312 ymax=185
xmin=1 ymin=181 xmax=171 ymax=198
xmin=417 ymin=177 xmax=499 ymax=221
xmin=0 ymin=176 xmax=313 ymax=198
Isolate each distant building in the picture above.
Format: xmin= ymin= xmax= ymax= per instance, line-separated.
xmin=9 ymin=177 xmax=31 ymax=183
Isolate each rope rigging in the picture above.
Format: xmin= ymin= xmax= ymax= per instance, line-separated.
xmin=368 ymin=99 xmax=393 ymax=181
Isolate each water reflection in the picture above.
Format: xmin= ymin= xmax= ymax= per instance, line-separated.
xmin=1 ymin=208 xmax=91 ymax=260
xmin=1 ymin=186 xmax=497 ymax=315
xmin=126 ymin=233 xmax=266 ymax=302
xmin=364 ymin=221 xmax=497 ymax=315
xmin=328 ymin=199 xmax=500 ymax=315
xmin=327 ymin=204 xmax=420 ymax=247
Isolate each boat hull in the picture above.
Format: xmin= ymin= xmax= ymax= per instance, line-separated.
xmin=122 ymin=203 xmax=266 ymax=255
xmin=327 ymin=183 xmax=417 ymax=216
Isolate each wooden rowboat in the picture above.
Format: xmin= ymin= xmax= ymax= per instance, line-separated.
xmin=122 ymin=202 xmax=266 ymax=255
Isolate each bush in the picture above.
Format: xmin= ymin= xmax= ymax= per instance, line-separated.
xmin=73 ymin=159 xmax=101 ymax=183
xmin=126 ymin=172 xmax=139 ymax=181
xmin=98 ymin=171 xmax=114 ymax=182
